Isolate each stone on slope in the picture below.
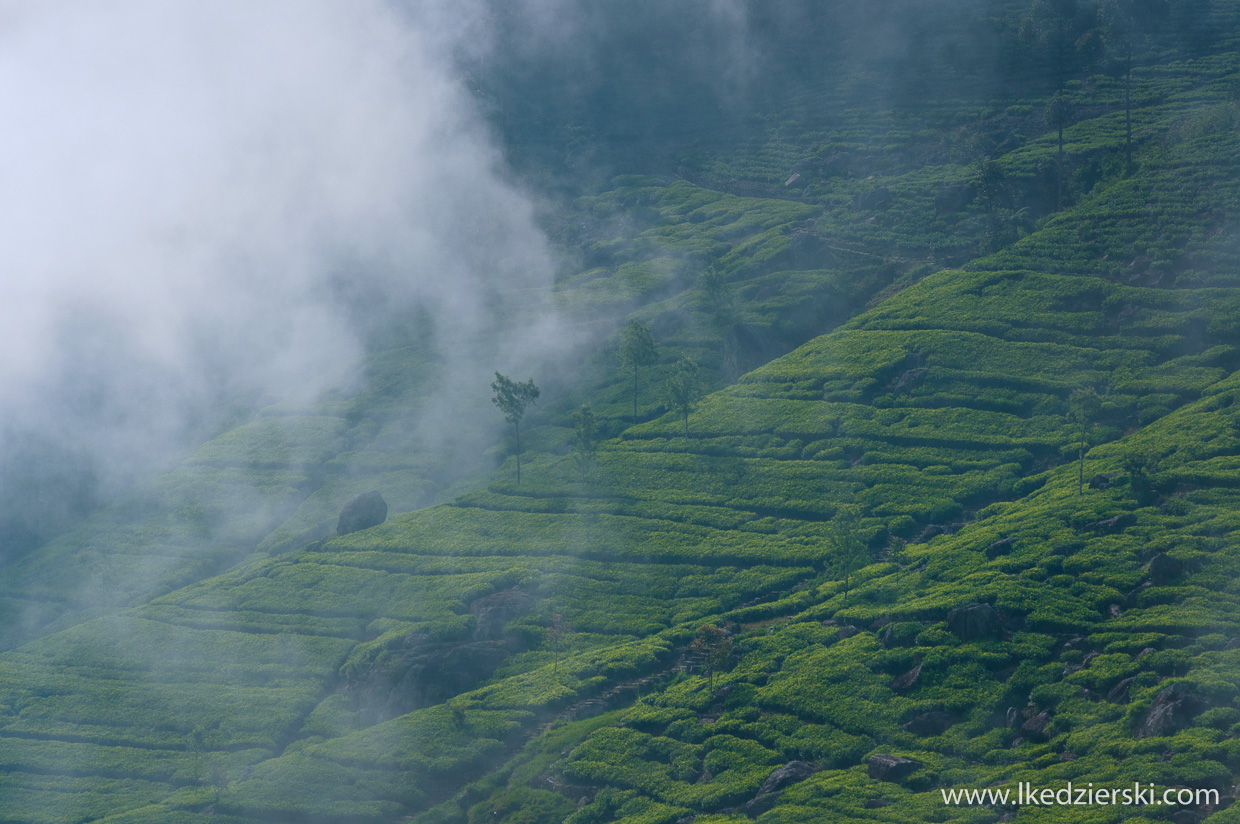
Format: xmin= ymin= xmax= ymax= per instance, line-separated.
xmin=757 ymin=761 xmax=817 ymax=795
xmin=336 ymin=490 xmax=388 ymax=536
xmin=867 ymin=754 xmax=921 ymax=782
xmin=947 ymin=602 xmax=1003 ymax=640
xmin=1138 ymin=683 xmax=1205 ymax=738
xmin=470 ymin=588 xmax=535 ymax=642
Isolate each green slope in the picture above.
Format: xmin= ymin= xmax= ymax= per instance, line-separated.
xmin=4 ymin=8 xmax=1240 ymax=824
xmin=491 ymin=365 xmax=1240 ymax=824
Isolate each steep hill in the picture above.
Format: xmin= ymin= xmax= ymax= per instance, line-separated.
xmin=3 ymin=3 xmax=1240 ymax=824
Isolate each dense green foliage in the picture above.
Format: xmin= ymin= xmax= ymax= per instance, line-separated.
xmin=4 ymin=2 xmax=1240 ymax=823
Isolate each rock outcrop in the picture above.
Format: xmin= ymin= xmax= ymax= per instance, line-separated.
xmin=947 ymin=602 xmax=1003 ymax=641
xmin=867 ymin=754 xmax=921 ymax=782
xmin=892 ymin=664 xmax=923 ymax=691
xmin=336 ymin=490 xmax=388 ymax=536
xmin=1021 ymin=710 xmax=1053 ymax=742
xmin=757 ymin=761 xmax=817 ymax=795
xmin=1137 ymin=683 xmax=1204 ymax=738
xmin=902 ymin=711 xmax=955 ymax=736
xmin=1148 ymin=553 xmax=1188 ymax=585
xmin=741 ymin=792 xmax=780 ymax=817
xmin=350 ymin=634 xmax=509 ymax=724
xmin=470 ymin=588 xmax=534 ymax=642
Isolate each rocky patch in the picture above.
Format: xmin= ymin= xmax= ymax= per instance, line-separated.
xmin=337 ymin=490 xmax=388 ymax=536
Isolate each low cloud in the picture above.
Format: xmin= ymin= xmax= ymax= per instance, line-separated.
xmin=0 ymin=0 xmax=557 ymax=546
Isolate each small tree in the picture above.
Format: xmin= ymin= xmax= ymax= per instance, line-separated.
xmin=492 ymin=372 xmax=540 ymax=484
xmin=699 ymin=266 xmax=736 ymax=331
xmin=689 ymin=624 xmax=733 ymax=692
xmin=1027 ymin=0 xmax=1083 ymax=90
xmin=1044 ymin=92 xmax=1073 ymax=211
xmin=664 ymin=357 xmax=701 ymax=437
xmin=1069 ymin=387 xmax=1102 ymax=494
xmin=883 ymin=536 xmax=909 ymax=584
xmin=209 ymin=764 xmax=228 ymax=805
xmin=1099 ymin=0 xmax=1168 ymax=171
xmin=548 ymin=612 xmax=572 ymax=675
xmin=829 ymin=507 xmax=867 ymax=605
xmin=571 ymin=404 xmax=600 ymax=478
xmin=187 ymin=728 xmax=204 ymax=794
xmin=450 ymin=702 xmax=467 ymax=728
xmin=1124 ymin=452 xmax=1158 ymax=506
xmin=619 ymin=320 xmax=658 ymax=420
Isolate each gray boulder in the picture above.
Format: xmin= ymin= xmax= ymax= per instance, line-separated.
xmin=350 ymin=634 xmax=509 ymax=724
xmin=1021 ymin=710 xmax=1052 ymax=742
xmin=1137 ymin=683 xmax=1204 ymax=738
xmin=1106 ymin=677 xmax=1136 ymax=703
xmin=470 ymin=589 xmax=534 ymax=642
xmin=902 ymin=711 xmax=954 ymax=736
xmin=867 ymin=754 xmax=921 ymax=782
xmin=1148 ymin=553 xmax=1187 ymax=585
xmin=757 ymin=762 xmax=816 ymax=796
xmin=741 ymin=792 xmax=780 ymax=817
xmin=892 ymin=664 xmax=923 ymax=691
xmin=337 ymin=490 xmax=388 ymax=536
xmin=947 ymin=602 xmax=1003 ymax=641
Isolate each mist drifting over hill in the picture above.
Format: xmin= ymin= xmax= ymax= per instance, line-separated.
xmin=0 ymin=0 xmax=559 ymax=552
xmin=4 ymin=2 xmax=1240 ymax=822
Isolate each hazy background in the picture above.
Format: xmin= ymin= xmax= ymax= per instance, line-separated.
xmin=0 ymin=0 xmax=803 ymax=557
xmin=0 ymin=0 xmax=563 ymax=554
xmin=5 ymin=0 xmax=1205 ymax=556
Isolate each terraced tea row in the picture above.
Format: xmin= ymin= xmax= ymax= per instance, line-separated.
xmin=456 ymin=359 xmax=1240 ymax=824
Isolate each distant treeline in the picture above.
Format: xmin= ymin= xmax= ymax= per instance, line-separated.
xmin=472 ymin=0 xmax=1234 ymax=181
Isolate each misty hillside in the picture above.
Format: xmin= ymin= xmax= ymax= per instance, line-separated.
xmin=3 ymin=2 xmax=1240 ymax=823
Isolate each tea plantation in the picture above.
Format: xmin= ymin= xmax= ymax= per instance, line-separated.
xmin=4 ymin=2 xmax=1240 ymax=823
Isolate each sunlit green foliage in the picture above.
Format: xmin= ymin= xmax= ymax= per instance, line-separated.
xmin=4 ymin=6 xmax=1240 ymax=823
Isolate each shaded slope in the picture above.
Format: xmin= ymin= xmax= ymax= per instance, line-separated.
xmin=4 ymin=251 xmax=1235 ymax=824
xmin=499 ymin=364 xmax=1240 ymax=824
xmin=4 ymin=12 xmax=1240 ymax=824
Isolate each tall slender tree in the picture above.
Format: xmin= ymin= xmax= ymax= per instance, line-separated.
xmin=829 ymin=507 xmax=867 ymax=605
xmin=571 ymin=404 xmax=600 ymax=478
xmin=1045 ymin=92 xmax=1073 ymax=211
xmin=618 ymin=320 xmax=657 ymax=420
xmin=663 ymin=357 xmax=701 ymax=437
xmin=491 ymin=372 xmax=540 ymax=484
xmin=1028 ymin=0 xmax=1082 ymax=90
xmin=187 ymin=728 xmax=204 ymax=796
xmin=690 ymin=624 xmax=733 ymax=692
xmin=974 ymin=154 xmax=1011 ymax=251
xmin=1099 ymin=0 xmax=1169 ymax=171
xmin=1069 ymin=387 xmax=1102 ymax=494
xmin=548 ymin=612 xmax=572 ymax=676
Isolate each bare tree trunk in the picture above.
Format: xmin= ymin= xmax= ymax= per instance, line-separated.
xmin=1078 ymin=444 xmax=1084 ymax=495
xmin=515 ymin=424 xmax=521 ymax=484
xmin=633 ymin=368 xmax=639 ymax=419
xmin=1057 ymin=36 xmax=1065 ymax=90
xmin=1057 ymin=123 xmax=1065 ymax=211
xmin=1125 ymin=41 xmax=1133 ymax=171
